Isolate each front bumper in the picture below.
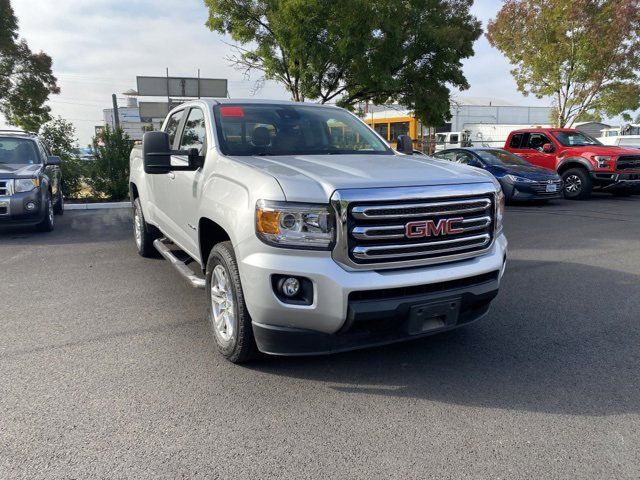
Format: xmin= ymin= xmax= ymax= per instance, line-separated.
xmin=239 ymin=233 xmax=507 ymax=355
xmin=0 ymin=189 xmax=45 ymax=226
xmin=500 ymin=179 xmax=563 ymax=201
xmin=591 ymin=172 xmax=640 ymax=191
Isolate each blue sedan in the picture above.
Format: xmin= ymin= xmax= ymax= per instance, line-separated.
xmin=433 ymin=147 xmax=563 ymax=202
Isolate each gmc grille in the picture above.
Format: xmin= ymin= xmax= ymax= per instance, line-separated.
xmin=331 ymin=186 xmax=497 ymax=270
xmin=617 ymin=156 xmax=640 ymax=171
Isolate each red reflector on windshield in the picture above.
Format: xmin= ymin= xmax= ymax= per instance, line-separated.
xmin=220 ymin=106 xmax=244 ymax=118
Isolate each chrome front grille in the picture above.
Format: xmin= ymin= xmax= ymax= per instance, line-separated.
xmin=0 ymin=180 xmax=10 ymax=197
xmin=331 ymin=184 xmax=498 ymax=270
xmin=616 ymin=156 xmax=640 ymax=171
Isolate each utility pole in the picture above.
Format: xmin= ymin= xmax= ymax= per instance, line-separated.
xmin=111 ymin=93 xmax=120 ymax=129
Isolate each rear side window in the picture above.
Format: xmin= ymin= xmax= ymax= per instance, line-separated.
xmin=164 ymin=110 xmax=184 ymax=147
xmin=179 ymin=108 xmax=206 ymax=154
xmin=509 ymin=133 xmax=524 ymax=148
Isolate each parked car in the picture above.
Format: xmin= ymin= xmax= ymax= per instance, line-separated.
xmin=504 ymin=128 xmax=640 ymax=199
xmin=129 ymin=99 xmax=508 ymax=363
xmin=433 ymin=148 xmax=562 ymax=202
xmin=0 ymin=130 xmax=63 ymax=231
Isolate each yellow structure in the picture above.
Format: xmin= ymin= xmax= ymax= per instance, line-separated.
xmin=363 ymin=110 xmax=424 ymax=149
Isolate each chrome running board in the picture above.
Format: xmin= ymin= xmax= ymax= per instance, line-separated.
xmin=153 ymin=238 xmax=205 ymax=289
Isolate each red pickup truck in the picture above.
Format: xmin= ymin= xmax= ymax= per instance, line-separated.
xmin=504 ymin=128 xmax=640 ymax=199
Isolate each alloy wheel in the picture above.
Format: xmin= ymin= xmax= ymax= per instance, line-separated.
xmin=565 ymin=174 xmax=582 ymax=193
xmin=210 ymin=264 xmax=236 ymax=344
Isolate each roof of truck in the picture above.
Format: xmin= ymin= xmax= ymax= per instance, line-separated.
xmin=508 ymin=128 xmax=580 ymax=134
xmin=186 ymin=98 xmax=339 ymax=108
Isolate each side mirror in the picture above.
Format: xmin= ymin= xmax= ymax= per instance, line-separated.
xmin=46 ymin=155 xmax=61 ymax=166
xmin=143 ymin=131 xmax=172 ymax=174
xmin=542 ymin=143 xmax=554 ymax=153
xmin=396 ymin=135 xmax=413 ymax=155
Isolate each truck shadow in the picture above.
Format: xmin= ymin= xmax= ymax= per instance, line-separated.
xmin=249 ymin=259 xmax=640 ymax=417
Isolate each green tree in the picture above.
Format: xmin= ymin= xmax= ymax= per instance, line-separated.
xmin=86 ymin=126 xmax=132 ymax=201
xmin=0 ymin=0 xmax=59 ymax=131
xmin=205 ymin=0 xmax=481 ymax=126
xmin=40 ymin=116 xmax=86 ymax=198
xmin=487 ymin=0 xmax=640 ymax=128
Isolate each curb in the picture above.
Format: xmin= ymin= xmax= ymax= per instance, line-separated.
xmin=65 ymin=202 xmax=131 ymax=211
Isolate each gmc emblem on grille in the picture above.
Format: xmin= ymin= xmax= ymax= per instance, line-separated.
xmin=405 ymin=218 xmax=464 ymax=239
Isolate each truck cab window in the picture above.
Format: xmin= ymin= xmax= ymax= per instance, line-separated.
xmin=179 ymin=108 xmax=206 ymax=154
xmin=164 ymin=110 xmax=184 ymax=147
xmin=526 ymin=133 xmax=551 ymax=151
xmin=509 ymin=133 xmax=524 ymax=148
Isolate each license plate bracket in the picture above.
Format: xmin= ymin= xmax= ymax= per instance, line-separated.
xmin=546 ymin=184 xmax=557 ymax=193
xmin=406 ymin=298 xmax=461 ymax=335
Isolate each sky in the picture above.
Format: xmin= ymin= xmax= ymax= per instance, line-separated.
xmin=2 ymin=0 xmax=550 ymax=145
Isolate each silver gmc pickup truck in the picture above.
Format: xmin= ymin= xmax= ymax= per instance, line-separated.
xmin=129 ymin=99 xmax=507 ymax=363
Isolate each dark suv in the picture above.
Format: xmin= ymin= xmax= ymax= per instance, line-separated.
xmin=0 ymin=130 xmax=63 ymax=231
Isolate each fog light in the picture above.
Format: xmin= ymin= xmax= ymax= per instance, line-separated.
xmin=280 ymin=277 xmax=300 ymax=297
xmin=25 ymin=201 xmax=36 ymax=211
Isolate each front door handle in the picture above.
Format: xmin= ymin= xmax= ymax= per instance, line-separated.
xmin=167 ymin=172 xmax=175 ymax=180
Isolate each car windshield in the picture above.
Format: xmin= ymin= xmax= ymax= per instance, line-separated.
xmin=552 ymin=131 xmax=602 ymax=147
xmin=475 ymin=149 xmax=531 ymax=166
xmin=213 ymin=104 xmax=392 ymax=156
xmin=0 ymin=138 xmax=41 ymax=164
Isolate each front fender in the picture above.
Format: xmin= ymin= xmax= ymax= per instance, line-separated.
xmin=558 ymin=156 xmax=594 ymax=172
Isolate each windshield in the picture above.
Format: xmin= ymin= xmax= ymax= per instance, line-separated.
xmin=213 ymin=104 xmax=392 ymax=156
xmin=552 ymin=131 xmax=602 ymax=147
xmin=0 ymin=138 xmax=41 ymax=164
xmin=476 ymin=149 xmax=531 ymax=167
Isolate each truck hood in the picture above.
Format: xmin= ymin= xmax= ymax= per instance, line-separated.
xmin=0 ymin=163 xmax=42 ymax=178
xmin=230 ymin=154 xmax=496 ymax=202
xmin=560 ymin=145 xmax=640 ymax=158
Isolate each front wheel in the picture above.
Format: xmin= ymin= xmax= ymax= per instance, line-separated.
xmin=206 ymin=241 xmax=258 ymax=364
xmin=562 ymin=168 xmax=592 ymax=200
xmin=36 ymin=194 xmax=55 ymax=232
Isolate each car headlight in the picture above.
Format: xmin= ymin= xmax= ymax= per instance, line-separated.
xmin=505 ymin=174 xmax=534 ymax=183
xmin=593 ymin=156 xmax=612 ymax=168
xmin=14 ymin=178 xmax=40 ymax=192
xmin=255 ymin=200 xmax=334 ymax=250
xmin=495 ymin=190 xmax=505 ymax=235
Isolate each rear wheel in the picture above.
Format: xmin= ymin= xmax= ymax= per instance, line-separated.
xmin=206 ymin=241 xmax=258 ymax=364
xmin=562 ymin=168 xmax=592 ymax=200
xmin=133 ymin=198 xmax=161 ymax=257
xmin=53 ymin=189 xmax=64 ymax=215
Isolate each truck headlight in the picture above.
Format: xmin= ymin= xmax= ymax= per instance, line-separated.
xmin=593 ymin=156 xmax=612 ymax=168
xmin=14 ymin=178 xmax=40 ymax=192
xmin=495 ymin=190 xmax=505 ymax=235
xmin=255 ymin=200 xmax=334 ymax=250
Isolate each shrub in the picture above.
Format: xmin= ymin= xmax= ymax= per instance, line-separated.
xmin=86 ymin=126 xmax=133 ymax=201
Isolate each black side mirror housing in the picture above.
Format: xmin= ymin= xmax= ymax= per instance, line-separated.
xmin=396 ymin=135 xmax=413 ymax=155
xmin=143 ymin=131 xmax=172 ymax=174
xmin=46 ymin=155 xmax=61 ymax=166
xmin=143 ymin=132 xmax=204 ymax=174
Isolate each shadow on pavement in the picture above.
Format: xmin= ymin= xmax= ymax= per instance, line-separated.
xmin=250 ymin=259 xmax=640 ymax=417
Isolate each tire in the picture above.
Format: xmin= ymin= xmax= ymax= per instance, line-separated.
xmin=562 ymin=168 xmax=592 ymax=200
xmin=53 ymin=189 xmax=64 ymax=215
xmin=206 ymin=241 xmax=258 ymax=364
xmin=36 ymin=193 xmax=55 ymax=232
xmin=133 ymin=197 xmax=161 ymax=257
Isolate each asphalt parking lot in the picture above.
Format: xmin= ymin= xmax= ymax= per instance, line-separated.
xmin=1 ymin=196 xmax=639 ymax=479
